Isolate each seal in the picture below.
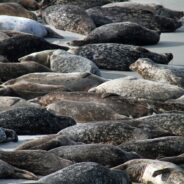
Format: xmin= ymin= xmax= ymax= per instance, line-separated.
xmin=0 ymin=106 xmax=76 ymax=135
xmin=130 ymin=58 xmax=184 ymax=87
xmin=43 ymin=5 xmax=96 ymax=35
xmin=58 ymin=122 xmax=172 ymax=145
xmin=0 ymin=35 xmax=68 ymax=62
xmin=119 ymin=136 xmax=184 ymax=159
xmin=4 ymin=72 xmax=106 ymax=92
xmin=49 ymin=143 xmax=139 ymax=167
xmin=0 ymin=150 xmax=73 ymax=175
xmin=0 ymin=159 xmax=38 ymax=180
xmin=0 ymin=15 xmax=64 ymax=38
xmin=47 ymin=100 xmax=129 ymax=122
xmin=86 ymin=6 xmax=182 ymax=32
xmin=69 ymin=43 xmax=173 ymax=71
xmin=0 ymin=127 xmax=18 ymax=144
xmin=18 ymin=0 xmax=40 ymax=10
xmin=20 ymin=162 xmax=131 ymax=184
xmin=89 ymin=76 xmax=184 ymax=101
xmin=0 ymin=61 xmax=51 ymax=82
xmin=69 ymin=22 xmax=160 ymax=46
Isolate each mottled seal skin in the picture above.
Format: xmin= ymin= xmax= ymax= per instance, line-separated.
xmin=58 ymin=122 xmax=172 ymax=145
xmin=35 ymin=91 xmax=152 ymax=118
xmin=16 ymin=134 xmax=80 ymax=151
xmin=130 ymin=58 xmax=184 ymax=87
xmin=86 ymin=6 xmax=182 ymax=32
xmin=21 ymin=162 xmax=131 ymax=184
xmin=49 ymin=144 xmax=139 ymax=167
xmin=69 ymin=43 xmax=173 ymax=71
xmin=69 ymin=22 xmax=160 ymax=46
xmin=0 ymin=61 xmax=51 ymax=82
xmin=4 ymin=72 xmax=106 ymax=92
xmin=0 ymin=35 xmax=68 ymax=62
xmin=112 ymin=159 xmax=184 ymax=184
xmin=43 ymin=5 xmax=96 ymax=35
xmin=0 ymin=150 xmax=73 ymax=176
xmin=0 ymin=106 xmax=76 ymax=135
xmin=47 ymin=100 xmax=128 ymax=122
xmin=0 ymin=127 xmax=18 ymax=144
xmin=119 ymin=136 xmax=184 ymax=159
xmin=89 ymin=76 xmax=184 ymax=101
xmin=103 ymin=2 xmax=184 ymax=20
xmin=0 ymin=159 xmax=38 ymax=180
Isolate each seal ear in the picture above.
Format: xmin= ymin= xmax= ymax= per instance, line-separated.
xmin=152 ymin=168 xmax=172 ymax=177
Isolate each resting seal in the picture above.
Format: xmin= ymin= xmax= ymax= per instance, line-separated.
xmin=0 ymin=127 xmax=18 ymax=144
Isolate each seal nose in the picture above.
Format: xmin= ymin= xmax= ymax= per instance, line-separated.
xmin=165 ymin=53 xmax=173 ymax=61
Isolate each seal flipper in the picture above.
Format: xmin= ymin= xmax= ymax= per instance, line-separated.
xmin=152 ymin=168 xmax=172 ymax=177
xmin=68 ymin=39 xmax=89 ymax=46
xmin=45 ymin=27 xmax=64 ymax=39
xmin=14 ymin=167 xmax=38 ymax=180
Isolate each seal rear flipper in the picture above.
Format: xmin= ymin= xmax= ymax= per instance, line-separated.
xmin=14 ymin=168 xmax=38 ymax=180
xmin=45 ymin=27 xmax=64 ymax=39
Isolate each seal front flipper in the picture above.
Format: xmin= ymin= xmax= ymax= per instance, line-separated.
xmin=14 ymin=167 xmax=38 ymax=180
xmin=45 ymin=26 xmax=64 ymax=39
xmin=152 ymin=168 xmax=172 ymax=177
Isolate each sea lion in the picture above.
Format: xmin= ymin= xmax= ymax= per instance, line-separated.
xmin=89 ymin=76 xmax=184 ymax=101
xmin=0 ymin=150 xmax=73 ymax=175
xmin=86 ymin=6 xmax=182 ymax=32
xmin=130 ymin=58 xmax=184 ymax=87
xmin=0 ymin=15 xmax=64 ymax=38
xmin=49 ymin=144 xmax=139 ymax=167
xmin=69 ymin=22 xmax=160 ymax=46
xmin=20 ymin=162 xmax=131 ymax=184
xmin=112 ymin=159 xmax=184 ymax=184
xmin=58 ymin=122 xmax=172 ymax=145
xmin=0 ymin=3 xmax=37 ymax=20
xmin=0 ymin=127 xmax=18 ymax=144
xmin=47 ymin=100 xmax=129 ymax=122
xmin=0 ymin=106 xmax=76 ymax=135
xmin=69 ymin=43 xmax=173 ymax=71
xmin=0 ymin=35 xmax=68 ymax=62
xmin=103 ymin=2 xmax=184 ymax=20
xmin=43 ymin=5 xmax=96 ymax=35
xmin=4 ymin=72 xmax=106 ymax=91
xmin=119 ymin=136 xmax=184 ymax=159
xmin=0 ymin=159 xmax=37 ymax=180
xmin=0 ymin=61 xmax=51 ymax=82
xmin=16 ymin=134 xmax=81 ymax=151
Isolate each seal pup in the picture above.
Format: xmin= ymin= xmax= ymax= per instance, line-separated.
xmin=0 ymin=35 xmax=68 ymax=62
xmin=4 ymin=72 xmax=106 ymax=91
xmin=19 ymin=162 xmax=131 ymax=184
xmin=69 ymin=22 xmax=160 ymax=46
xmin=58 ymin=122 xmax=172 ymax=145
xmin=69 ymin=43 xmax=173 ymax=71
xmin=0 ymin=106 xmax=76 ymax=135
xmin=0 ymin=127 xmax=18 ymax=144
xmin=130 ymin=58 xmax=184 ymax=87
xmin=47 ymin=100 xmax=129 ymax=122
xmin=0 ymin=159 xmax=38 ymax=180
xmin=0 ymin=15 xmax=64 ymax=38
xmin=119 ymin=136 xmax=184 ymax=159
xmin=49 ymin=144 xmax=139 ymax=167
xmin=89 ymin=76 xmax=184 ymax=101
xmin=43 ymin=5 xmax=96 ymax=35
xmin=0 ymin=150 xmax=73 ymax=175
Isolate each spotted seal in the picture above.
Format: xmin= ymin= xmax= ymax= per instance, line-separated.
xmin=69 ymin=22 xmax=160 ymax=46
xmin=0 ymin=127 xmax=18 ymax=144
xmin=69 ymin=43 xmax=173 ymax=71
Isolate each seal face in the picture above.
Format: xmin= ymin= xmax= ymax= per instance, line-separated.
xmin=69 ymin=43 xmax=172 ymax=71
xmin=43 ymin=5 xmax=96 ymax=35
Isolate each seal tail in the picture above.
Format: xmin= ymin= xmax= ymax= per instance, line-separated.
xmin=14 ymin=168 xmax=38 ymax=180
xmin=68 ymin=39 xmax=88 ymax=46
xmin=45 ymin=27 xmax=64 ymax=39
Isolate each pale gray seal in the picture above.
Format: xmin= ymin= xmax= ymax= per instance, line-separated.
xmin=89 ymin=76 xmax=184 ymax=101
xmin=69 ymin=43 xmax=173 ymax=71
xmin=69 ymin=22 xmax=160 ymax=46
xmin=0 ymin=127 xmax=18 ymax=144
xmin=43 ymin=5 xmax=96 ymax=35
xmin=0 ymin=106 xmax=76 ymax=135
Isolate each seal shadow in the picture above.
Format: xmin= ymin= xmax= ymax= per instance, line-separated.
xmin=156 ymin=41 xmax=184 ymax=48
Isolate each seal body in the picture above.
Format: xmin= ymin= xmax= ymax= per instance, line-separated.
xmin=0 ymin=128 xmax=18 ymax=144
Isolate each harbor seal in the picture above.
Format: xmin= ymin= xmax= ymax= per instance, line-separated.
xmin=130 ymin=58 xmax=184 ymax=87
xmin=43 ymin=5 xmax=96 ymax=35
xmin=49 ymin=144 xmax=139 ymax=167
xmin=20 ymin=162 xmax=131 ymax=184
xmin=89 ymin=76 xmax=184 ymax=101
xmin=0 ymin=106 xmax=76 ymax=135
xmin=0 ymin=159 xmax=37 ymax=180
xmin=0 ymin=150 xmax=73 ymax=175
xmin=69 ymin=43 xmax=173 ymax=71
xmin=69 ymin=22 xmax=160 ymax=46
xmin=0 ymin=127 xmax=18 ymax=144
xmin=0 ymin=35 xmax=68 ymax=62
xmin=47 ymin=100 xmax=129 ymax=122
